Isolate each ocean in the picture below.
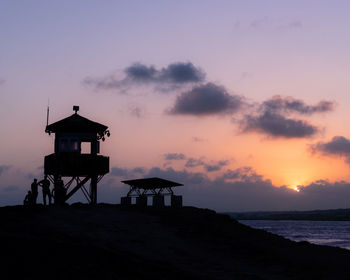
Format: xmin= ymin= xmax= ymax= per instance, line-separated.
xmin=240 ymin=220 xmax=350 ymax=250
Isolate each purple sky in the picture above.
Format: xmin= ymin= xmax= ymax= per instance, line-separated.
xmin=1 ymin=1 xmax=350 ymax=211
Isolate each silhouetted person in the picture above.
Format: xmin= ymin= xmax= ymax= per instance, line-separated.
xmin=54 ymin=176 xmax=66 ymax=205
xmin=39 ymin=175 xmax=51 ymax=206
xmin=31 ymin=179 xmax=38 ymax=205
xmin=23 ymin=191 xmax=33 ymax=205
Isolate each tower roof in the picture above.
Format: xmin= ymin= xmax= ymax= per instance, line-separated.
xmin=45 ymin=113 xmax=108 ymax=134
xmin=121 ymin=177 xmax=183 ymax=189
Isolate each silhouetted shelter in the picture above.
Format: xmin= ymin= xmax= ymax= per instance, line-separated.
xmin=44 ymin=106 xmax=110 ymax=204
xmin=121 ymin=177 xmax=183 ymax=207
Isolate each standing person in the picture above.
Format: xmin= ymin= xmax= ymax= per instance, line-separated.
xmin=38 ymin=175 xmax=52 ymax=206
xmin=54 ymin=176 xmax=65 ymax=205
xmin=31 ymin=179 xmax=38 ymax=205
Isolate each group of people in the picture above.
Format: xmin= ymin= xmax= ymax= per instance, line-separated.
xmin=24 ymin=175 xmax=66 ymax=206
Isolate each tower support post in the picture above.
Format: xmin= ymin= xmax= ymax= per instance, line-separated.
xmin=90 ymin=175 xmax=98 ymax=204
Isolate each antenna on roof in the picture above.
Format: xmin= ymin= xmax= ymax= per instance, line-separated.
xmin=46 ymin=99 xmax=50 ymax=127
xmin=45 ymin=99 xmax=51 ymax=135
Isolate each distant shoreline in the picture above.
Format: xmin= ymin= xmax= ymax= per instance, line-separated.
xmin=225 ymin=208 xmax=350 ymax=221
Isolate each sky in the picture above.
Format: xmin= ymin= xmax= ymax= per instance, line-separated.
xmin=2 ymin=0 xmax=350 ymax=211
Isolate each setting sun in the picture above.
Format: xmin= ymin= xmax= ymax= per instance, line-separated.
xmin=289 ymin=185 xmax=300 ymax=192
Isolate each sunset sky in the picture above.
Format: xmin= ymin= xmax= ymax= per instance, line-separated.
xmin=2 ymin=0 xmax=350 ymax=211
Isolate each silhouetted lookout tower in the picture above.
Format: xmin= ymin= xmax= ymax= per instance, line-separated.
xmin=121 ymin=177 xmax=183 ymax=207
xmin=44 ymin=106 xmax=110 ymax=204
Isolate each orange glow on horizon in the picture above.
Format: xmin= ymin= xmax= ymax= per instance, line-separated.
xmin=288 ymin=184 xmax=300 ymax=192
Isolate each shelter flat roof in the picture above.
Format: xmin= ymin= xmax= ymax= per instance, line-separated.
xmin=121 ymin=177 xmax=183 ymax=189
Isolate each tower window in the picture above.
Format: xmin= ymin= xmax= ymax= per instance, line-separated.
xmin=59 ymin=137 xmax=80 ymax=152
xmin=60 ymin=138 xmax=69 ymax=151
xmin=70 ymin=139 xmax=79 ymax=151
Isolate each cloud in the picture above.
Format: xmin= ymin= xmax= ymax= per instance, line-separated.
xmin=288 ymin=20 xmax=303 ymax=28
xmin=124 ymin=62 xmax=205 ymax=84
xmin=0 ymin=185 xmax=23 ymax=206
xmin=240 ymin=111 xmax=319 ymax=138
xmin=164 ymin=153 xmax=186 ymax=160
xmin=184 ymin=157 xmax=229 ymax=172
xmin=185 ymin=157 xmax=206 ymax=168
xmin=250 ymin=17 xmax=270 ymax=28
xmin=146 ymin=166 xmax=208 ymax=185
xmin=169 ymin=83 xmax=243 ymax=116
xmin=192 ymin=136 xmax=205 ymax=142
xmin=83 ymin=74 xmax=121 ymax=91
xmin=0 ymin=78 xmax=5 ymax=85
xmin=125 ymin=63 xmax=157 ymax=83
xmin=83 ymin=62 xmax=205 ymax=92
xmin=249 ymin=17 xmax=303 ymax=30
xmin=160 ymin=62 xmax=205 ymax=83
xmin=261 ymin=96 xmax=335 ymax=115
xmin=128 ymin=105 xmax=145 ymax=118
xmin=131 ymin=165 xmax=350 ymax=211
xmin=220 ymin=166 xmax=263 ymax=182
xmin=4 ymin=163 xmax=350 ymax=211
xmin=310 ymin=136 xmax=350 ymax=163
xmin=204 ymin=160 xmax=229 ymax=172
xmin=83 ymin=62 xmax=334 ymax=141
xmin=3 ymin=185 xmax=20 ymax=192
xmin=0 ymin=165 xmax=10 ymax=176
xmin=164 ymin=153 xmax=230 ymax=172
xmin=110 ymin=166 xmax=146 ymax=178
xmin=239 ymin=96 xmax=333 ymax=138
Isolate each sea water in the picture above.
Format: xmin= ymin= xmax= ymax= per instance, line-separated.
xmin=239 ymin=220 xmax=350 ymax=250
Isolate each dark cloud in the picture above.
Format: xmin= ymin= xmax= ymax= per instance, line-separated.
xmin=146 ymin=167 xmax=208 ymax=185
xmin=164 ymin=153 xmax=186 ymax=161
xmin=169 ymin=83 xmax=243 ymax=116
xmin=161 ymin=62 xmax=205 ymax=83
xmin=83 ymin=62 xmax=205 ymax=91
xmin=241 ymin=111 xmax=319 ymax=138
xmin=125 ymin=63 xmax=157 ymax=83
xmin=110 ymin=166 xmax=145 ymax=178
xmin=163 ymin=153 xmax=230 ymax=172
xmin=239 ymin=95 xmax=333 ymax=138
xmin=204 ymin=160 xmax=229 ymax=172
xmin=184 ymin=157 xmax=229 ymax=172
xmin=221 ymin=167 xmax=263 ymax=182
xmin=131 ymin=167 xmax=146 ymax=174
xmin=125 ymin=62 xmax=205 ymax=84
xmin=310 ymin=136 xmax=350 ymax=163
xmin=185 ymin=158 xmax=206 ymax=168
xmin=262 ymin=96 xmax=335 ymax=115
